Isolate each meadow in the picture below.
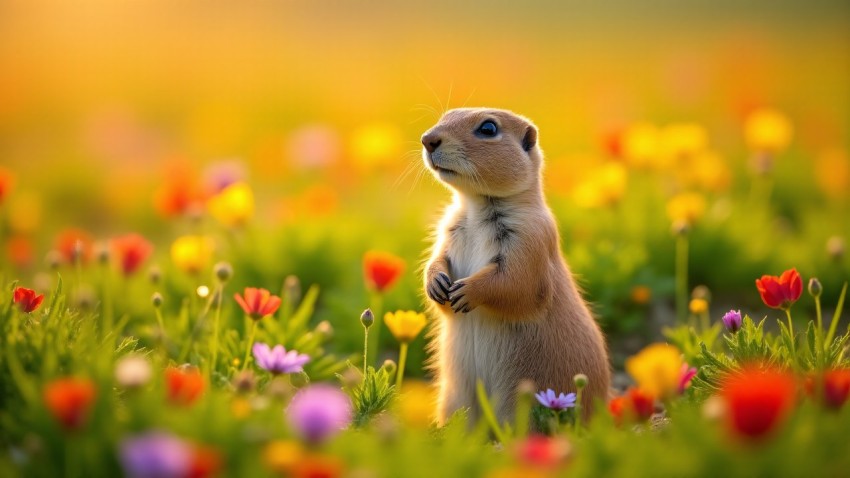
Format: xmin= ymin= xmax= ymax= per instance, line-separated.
xmin=1 ymin=1 xmax=849 ymax=477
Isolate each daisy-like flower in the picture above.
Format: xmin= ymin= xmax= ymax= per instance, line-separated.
xmin=234 ymin=287 xmax=282 ymax=320
xmin=252 ymin=343 xmax=310 ymax=375
xmin=534 ymin=389 xmax=577 ymax=410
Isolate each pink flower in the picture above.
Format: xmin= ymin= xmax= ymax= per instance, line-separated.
xmin=252 ymin=343 xmax=310 ymax=375
xmin=678 ymin=363 xmax=698 ymax=394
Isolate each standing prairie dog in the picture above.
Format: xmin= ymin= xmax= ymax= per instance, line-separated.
xmin=421 ymin=108 xmax=610 ymax=426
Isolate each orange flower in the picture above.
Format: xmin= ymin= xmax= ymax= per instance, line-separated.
xmin=153 ymin=164 xmax=205 ymax=218
xmin=0 ymin=166 xmax=14 ymax=204
xmin=111 ymin=233 xmax=153 ymax=276
xmin=7 ymin=235 xmax=34 ymax=269
xmin=290 ymin=454 xmax=343 ymax=478
xmin=515 ymin=435 xmax=571 ymax=469
xmin=187 ymin=444 xmax=223 ymax=478
xmin=755 ymin=268 xmax=803 ymax=310
xmin=13 ymin=286 xmax=44 ymax=313
xmin=721 ymin=367 xmax=796 ymax=441
xmin=55 ymin=228 xmax=94 ymax=265
xmin=43 ymin=377 xmax=97 ymax=431
xmin=609 ymin=387 xmax=655 ymax=425
xmin=363 ymin=250 xmax=405 ymax=293
xmin=165 ymin=366 xmax=205 ymax=406
xmin=234 ymin=287 xmax=281 ymax=320
xmin=822 ymin=369 xmax=850 ymax=410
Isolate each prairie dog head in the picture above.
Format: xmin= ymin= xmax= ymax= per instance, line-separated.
xmin=421 ymin=108 xmax=541 ymax=197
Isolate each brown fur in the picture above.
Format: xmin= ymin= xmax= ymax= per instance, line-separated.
xmin=420 ymin=108 xmax=610 ymax=427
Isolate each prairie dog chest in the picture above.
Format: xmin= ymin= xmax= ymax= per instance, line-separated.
xmin=444 ymin=198 xmax=514 ymax=280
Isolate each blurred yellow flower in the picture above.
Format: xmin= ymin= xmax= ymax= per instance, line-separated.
xmin=350 ymin=122 xmax=403 ymax=170
xmin=814 ymin=148 xmax=849 ymax=200
xmin=384 ymin=310 xmax=427 ymax=343
xmin=630 ymin=285 xmax=652 ymax=305
xmin=207 ymin=182 xmax=254 ymax=227
xmin=230 ymin=397 xmax=252 ymax=419
xmin=625 ymin=343 xmax=683 ymax=400
xmin=7 ymin=191 xmax=42 ymax=234
xmin=397 ymin=380 xmax=436 ymax=428
xmin=622 ymin=122 xmax=660 ymax=169
xmin=666 ymin=192 xmax=706 ymax=226
xmin=679 ymin=152 xmax=731 ymax=192
xmin=658 ymin=123 xmax=709 ymax=167
xmin=262 ymin=440 xmax=304 ymax=475
xmin=744 ymin=108 xmax=793 ymax=153
xmin=170 ymin=235 xmax=214 ymax=274
xmin=572 ymin=162 xmax=628 ymax=208
xmin=689 ymin=298 xmax=708 ymax=315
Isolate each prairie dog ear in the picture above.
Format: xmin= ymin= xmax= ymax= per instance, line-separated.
xmin=522 ymin=125 xmax=538 ymax=152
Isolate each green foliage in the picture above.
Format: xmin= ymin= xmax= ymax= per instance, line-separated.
xmin=344 ymin=365 xmax=396 ymax=428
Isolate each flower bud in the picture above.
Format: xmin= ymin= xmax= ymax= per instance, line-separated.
xmin=826 ymin=236 xmax=845 ymax=261
xmin=340 ymin=367 xmax=363 ymax=389
xmin=115 ymin=355 xmax=152 ymax=389
xmin=148 ymin=265 xmax=162 ymax=284
xmin=573 ymin=373 xmax=588 ymax=390
xmin=315 ymin=320 xmax=334 ymax=341
xmin=289 ymin=371 xmax=309 ymax=388
xmin=232 ymin=370 xmax=256 ymax=394
xmin=196 ymin=285 xmax=210 ymax=298
xmin=151 ymin=292 xmax=163 ymax=308
xmin=360 ymin=308 xmax=374 ymax=329
xmin=214 ymin=261 xmax=233 ymax=283
xmin=691 ymin=285 xmax=711 ymax=301
xmin=721 ymin=309 xmax=742 ymax=333
xmin=808 ymin=278 xmax=822 ymax=299
xmin=689 ymin=298 xmax=708 ymax=315
xmin=381 ymin=359 xmax=397 ymax=376
xmin=96 ymin=242 xmax=110 ymax=265
xmin=284 ymin=275 xmax=301 ymax=305
xmin=671 ymin=220 xmax=690 ymax=236
xmin=46 ymin=250 xmax=62 ymax=270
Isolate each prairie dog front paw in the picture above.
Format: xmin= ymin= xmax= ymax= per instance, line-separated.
xmin=448 ymin=280 xmax=477 ymax=314
xmin=427 ymin=271 xmax=452 ymax=305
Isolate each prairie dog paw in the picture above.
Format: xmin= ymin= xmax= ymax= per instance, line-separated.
xmin=448 ymin=280 xmax=476 ymax=314
xmin=426 ymin=271 xmax=452 ymax=304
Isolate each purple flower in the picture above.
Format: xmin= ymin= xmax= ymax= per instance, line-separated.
xmin=253 ymin=343 xmax=310 ymax=375
xmin=534 ymin=389 xmax=577 ymax=410
xmin=286 ymin=384 xmax=352 ymax=444
xmin=722 ymin=309 xmax=743 ymax=333
xmin=119 ymin=431 xmax=192 ymax=478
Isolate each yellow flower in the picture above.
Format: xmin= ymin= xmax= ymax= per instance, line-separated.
xmin=814 ymin=149 xmax=849 ymax=200
xmin=397 ymin=380 xmax=436 ymax=428
xmin=666 ymin=192 xmax=706 ymax=226
xmin=350 ymin=122 xmax=402 ymax=170
xmin=262 ymin=440 xmax=303 ymax=475
xmin=679 ymin=151 xmax=731 ymax=193
xmin=744 ymin=108 xmax=793 ymax=153
xmin=207 ymin=182 xmax=254 ymax=227
xmin=625 ymin=343 xmax=683 ymax=400
xmin=384 ymin=310 xmax=427 ymax=343
xmin=689 ymin=298 xmax=708 ymax=315
xmin=572 ymin=162 xmax=628 ymax=208
xmin=622 ymin=122 xmax=660 ymax=169
xmin=658 ymin=123 xmax=708 ymax=166
xmin=170 ymin=235 xmax=214 ymax=274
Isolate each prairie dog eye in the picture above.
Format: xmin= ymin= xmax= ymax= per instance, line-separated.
xmin=475 ymin=120 xmax=498 ymax=137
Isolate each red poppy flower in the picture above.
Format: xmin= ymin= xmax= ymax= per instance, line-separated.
xmin=363 ymin=250 xmax=405 ymax=293
xmin=165 ymin=366 xmax=205 ymax=406
xmin=721 ymin=367 xmax=796 ymax=441
xmin=153 ymin=163 xmax=205 ymax=218
xmin=187 ymin=445 xmax=223 ymax=478
xmin=515 ymin=435 xmax=571 ymax=469
xmin=111 ymin=233 xmax=153 ymax=276
xmin=0 ymin=166 xmax=14 ymax=204
xmin=55 ymin=228 xmax=94 ymax=265
xmin=755 ymin=268 xmax=803 ymax=310
xmin=234 ymin=287 xmax=281 ymax=320
xmin=290 ymin=454 xmax=343 ymax=478
xmin=7 ymin=235 xmax=34 ymax=269
xmin=822 ymin=369 xmax=850 ymax=410
xmin=13 ymin=287 xmax=44 ymax=313
xmin=43 ymin=377 xmax=97 ymax=431
xmin=608 ymin=387 xmax=655 ymax=425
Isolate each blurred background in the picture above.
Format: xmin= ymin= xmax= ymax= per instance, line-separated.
xmin=1 ymin=0 xmax=848 ymax=367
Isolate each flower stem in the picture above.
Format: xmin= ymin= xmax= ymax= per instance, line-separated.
xmin=366 ymin=292 xmax=383 ymax=368
xmin=242 ymin=319 xmax=258 ymax=371
xmin=675 ymin=234 xmax=689 ymax=324
xmin=363 ymin=327 xmax=370 ymax=372
xmin=784 ymin=308 xmax=796 ymax=359
xmin=210 ymin=284 xmax=224 ymax=380
xmin=814 ymin=294 xmax=824 ymax=368
xmin=395 ymin=342 xmax=408 ymax=389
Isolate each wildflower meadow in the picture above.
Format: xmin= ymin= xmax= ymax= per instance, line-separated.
xmin=1 ymin=1 xmax=849 ymax=477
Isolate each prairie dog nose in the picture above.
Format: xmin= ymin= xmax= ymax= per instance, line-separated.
xmin=421 ymin=132 xmax=442 ymax=153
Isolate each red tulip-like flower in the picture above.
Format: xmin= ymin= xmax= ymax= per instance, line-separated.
xmin=363 ymin=250 xmax=405 ymax=293
xmin=755 ymin=268 xmax=803 ymax=310
xmin=515 ymin=435 xmax=571 ymax=469
xmin=43 ymin=377 xmax=97 ymax=431
xmin=111 ymin=233 xmax=154 ymax=276
xmin=608 ymin=387 xmax=655 ymax=425
xmin=234 ymin=287 xmax=282 ymax=320
xmin=55 ymin=228 xmax=94 ymax=265
xmin=13 ymin=287 xmax=44 ymax=313
xmin=187 ymin=444 xmax=223 ymax=478
xmin=721 ymin=367 xmax=797 ymax=441
xmin=822 ymin=369 xmax=850 ymax=410
xmin=165 ymin=366 xmax=205 ymax=406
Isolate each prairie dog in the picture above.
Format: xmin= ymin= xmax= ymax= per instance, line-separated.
xmin=421 ymin=108 xmax=610 ymax=426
